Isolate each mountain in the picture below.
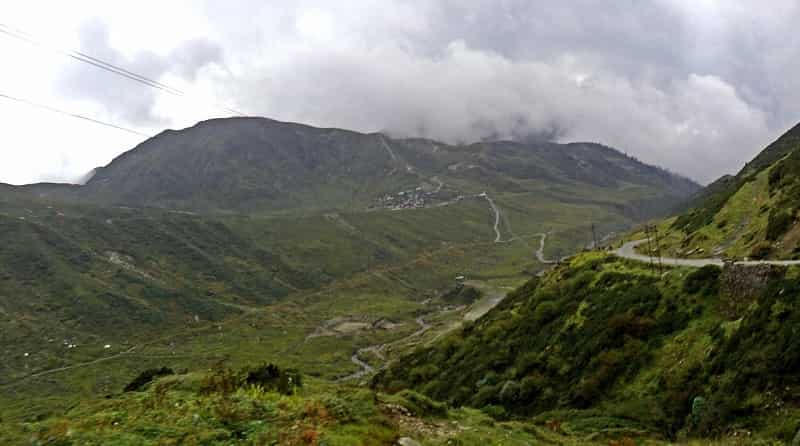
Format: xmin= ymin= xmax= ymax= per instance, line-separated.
xmin=15 ymin=117 xmax=698 ymax=213
xmin=657 ymin=122 xmax=800 ymax=259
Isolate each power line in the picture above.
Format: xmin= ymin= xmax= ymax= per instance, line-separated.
xmin=0 ymin=22 xmax=246 ymax=116
xmin=0 ymin=92 xmax=152 ymax=137
xmin=0 ymin=24 xmax=183 ymax=97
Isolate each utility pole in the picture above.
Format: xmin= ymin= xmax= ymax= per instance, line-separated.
xmin=591 ymin=222 xmax=598 ymax=250
xmin=652 ymin=225 xmax=663 ymax=275
xmin=643 ymin=224 xmax=663 ymax=276
xmin=644 ymin=225 xmax=655 ymax=274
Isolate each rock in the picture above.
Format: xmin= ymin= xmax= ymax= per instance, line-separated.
xmin=397 ymin=437 xmax=421 ymax=446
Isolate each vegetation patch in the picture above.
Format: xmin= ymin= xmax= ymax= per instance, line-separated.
xmin=123 ymin=367 xmax=175 ymax=392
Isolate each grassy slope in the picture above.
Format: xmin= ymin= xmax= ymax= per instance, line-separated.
xmin=4 ymin=259 xmax=794 ymax=445
xmin=664 ymin=122 xmax=800 ymax=259
xmin=376 ymin=252 xmax=800 ymax=443
xmin=0 ymin=183 xmax=648 ymax=425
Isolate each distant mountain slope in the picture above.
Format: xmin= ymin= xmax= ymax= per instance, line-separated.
xmin=658 ymin=122 xmax=800 ymax=259
xmin=12 ymin=117 xmax=698 ymax=213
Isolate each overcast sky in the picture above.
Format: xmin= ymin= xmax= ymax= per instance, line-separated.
xmin=1 ymin=1 xmax=799 ymax=185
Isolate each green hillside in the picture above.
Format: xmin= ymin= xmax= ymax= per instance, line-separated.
xmin=0 ymin=184 xmax=643 ymax=419
xmin=375 ymin=252 xmax=800 ymax=443
xmin=5 ymin=252 xmax=796 ymax=444
xmin=660 ymin=123 xmax=800 ymax=259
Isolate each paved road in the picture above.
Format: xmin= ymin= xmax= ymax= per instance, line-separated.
xmin=615 ymin=239 xmax=800 ymax=267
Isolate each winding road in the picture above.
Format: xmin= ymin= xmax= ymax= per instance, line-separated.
xmin=338 ymin=315 xmax=432 ymax=382
xmin=614 ymin=239 xmax=800 ymax=267
xmin=534 ymin=233 xmax=551 ymax=264
xmin=481 ymin=192 xmax=502 ymax=243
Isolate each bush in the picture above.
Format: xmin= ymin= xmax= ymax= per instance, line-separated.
xmin=683 ymin=265 xmax=721 ymax=295
xmin=441 ymin=284 xmax=482 ymax=305
xmin=766 ymin=211 xmax=794 ymax=241
xmin=472 ymin=384 xmax=500 ymax=408
xmin=200 ymin=363 xmax=301 ymax=395
xmin=123 ymin=367 xmax=174 ymax=392
xmin=409 ymin=364 xmax=440 ymax=384
xmin=499 ymin=380 xmax=520 ymax=404
xmin=200 ymin=367 xmax=240 ymax=395
xmin=690 ymin=396 xmax=706 ymax=425
xmin=395 ymin=390 xmax=447 ymax=417
xmin=749 ymin=241 xmax=773 ymax=260
xmin=533 ymin=301 xmax=560 ymax=325
xmin=319 ymin=395 xmax=355 ymax=422
xmin=608 ymin=312 xmax=655 ymax=339
xmin=519 ymin=374 xmax=544 ymax=401
xmin=481 ymin=404 xmax=507 ymax=420
xmin=244 ymin=363 xmax=302 ymax=395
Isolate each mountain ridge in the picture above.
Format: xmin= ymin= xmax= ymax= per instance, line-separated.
xmin=4 ymin=116 xmax=699 ymax=213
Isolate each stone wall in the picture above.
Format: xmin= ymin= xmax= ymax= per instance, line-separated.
xmin=719 ymin=263 xmax=786 ymax=319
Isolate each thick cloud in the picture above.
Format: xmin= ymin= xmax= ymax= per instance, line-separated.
xmin=20 ymin=1 xmax=800 ymax=183
xmin=201 ymin=0 xmax=797 ymax=182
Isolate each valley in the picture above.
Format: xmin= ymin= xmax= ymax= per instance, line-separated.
xmin=8 ymin=116 xmax=800 ymax=444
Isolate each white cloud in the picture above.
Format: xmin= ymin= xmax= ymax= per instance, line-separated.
xmin=0 ymin=1 xmax=798 ymax=184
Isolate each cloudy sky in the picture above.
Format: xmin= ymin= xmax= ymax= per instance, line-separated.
xmin=1 ymin=0 xmax=799 ymax=185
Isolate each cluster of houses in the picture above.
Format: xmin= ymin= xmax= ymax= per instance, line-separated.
xmin=374 ymin=186 xmax=436 ymax=210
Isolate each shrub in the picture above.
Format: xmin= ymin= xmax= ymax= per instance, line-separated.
xmin=123 ymin=367 xmax=174 ymax=392
xmin=749 ymin=241 xmax=773 ymax=260
xmin=519 ymin=374 xmax=544 ymax=401
xmin=766 ymin=211 xmax=794 ymax=241
xmin=408 ymin=364 xmax=439 ymax=384
xmin=301 ymin=429 xmax=319 ymax=445
xmin=608 ymin=312 xmax=655 ymax=339
xmin=200 ymin=363 xmax=301 ymax=395
xmin=481 ymin=404 xmax=507 ymax=420
xmin=319 ymin=395 xmax=354 ymax=422
xmin=395 ymin=390 xmax=447 ymax=417
xmin=499 ymin=380 xmax=520 ymax=404
xmin=441 ymin=284 xmax=482 ymax=305
xmin=200 ymin=367 xmax=240 ymax=395
xmin=690 ymin=396 xmax=706 ymax=425
xmin=533 ymin=301 xmax=560 ymax=325
xmin=244 ymin=363 xmax=302 ymax=395
xmin=472 ymin=384 xmax=500 ymax=408
xmin=683 ymin=265 xmax=721 ymax=295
